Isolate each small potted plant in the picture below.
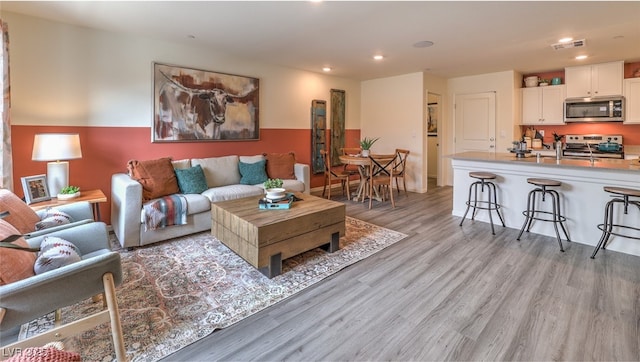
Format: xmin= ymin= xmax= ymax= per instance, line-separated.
xmin=359 ymin=137 xmax=379 ymax=157
xmin=58 ymin=185 xmax=80 ymax=200
xmin=538 ymin=79 xmax=550 ymax=86
xmin=263 ymin=178 xmax=285 ymax=199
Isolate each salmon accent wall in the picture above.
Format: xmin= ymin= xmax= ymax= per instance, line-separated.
xmin=11 ymin=126 xmax=360 ymax=224
xmin=624 ymin=62 xmax=640 ymax=78
xmin=520 ymin=123 xmax=640 ymax=145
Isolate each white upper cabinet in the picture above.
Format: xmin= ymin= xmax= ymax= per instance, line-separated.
xmin=624 ymin=78 xmax=640 ymax=124
xmin=565 ymin=61 xmax=623 ymax=98
xmin=521 ymin=85 xmax=566 ymax=125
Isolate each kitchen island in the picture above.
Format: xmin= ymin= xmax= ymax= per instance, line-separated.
xmin=451 ymin=152 xmax=640 ymax=257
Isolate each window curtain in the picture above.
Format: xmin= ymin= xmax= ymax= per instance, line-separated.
xmin=0 ymin=19 xmax=12 ymax=191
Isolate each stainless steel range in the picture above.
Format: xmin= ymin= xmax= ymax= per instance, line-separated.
xmin=563 ymin=134 xmax=624 ymax=159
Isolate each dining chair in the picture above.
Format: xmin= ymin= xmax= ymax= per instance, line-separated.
xmin=393 ymin=149 xmax=410 ymax=196
xmin=340 ymin=147 xmax=362 ymax=188
xmin=368 ymin=154 xmax=397 ymax=209
xmin=341 ymin=147 xmax=362 ymax=177
xmin=320 ymin=149 xmax=351 ymax=200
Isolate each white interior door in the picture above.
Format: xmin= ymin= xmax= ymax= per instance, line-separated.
xmin=454 ymin=92 xmax=496 ymax=153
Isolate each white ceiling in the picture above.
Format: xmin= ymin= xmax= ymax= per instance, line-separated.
xmin=2 ymin=1 xmax=640 ymax=80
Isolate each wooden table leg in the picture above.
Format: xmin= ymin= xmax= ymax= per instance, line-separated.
xmin=321 ymin=231 xmax=340 ymax=253
xmin=93 ymin=203 xmax=102 ymax=221
xmin=259 ymin=252 xmax=282 ymax=278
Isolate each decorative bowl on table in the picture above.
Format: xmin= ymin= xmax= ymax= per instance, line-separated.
xmin=265 ymin=188 xmax=286 ymax=200
xmin=57 ymin=191 xmax=80 ymax=200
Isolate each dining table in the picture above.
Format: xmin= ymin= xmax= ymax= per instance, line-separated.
xmin=338 ymin=153 xmax=396 ymax=202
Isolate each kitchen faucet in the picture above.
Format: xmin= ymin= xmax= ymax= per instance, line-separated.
xmin=587 ymin=143 xmax=595 ymax=165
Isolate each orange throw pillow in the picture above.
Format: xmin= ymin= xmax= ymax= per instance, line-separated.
xmin=0 ymin=219 xmax=36 ymax=285
xmin=127 ymin=157 xmax=180 ymax=202
xmin=263 ymin=152 xmax=296 ymax=180
xmin=0 ymin=189 xmax=40 ymax=234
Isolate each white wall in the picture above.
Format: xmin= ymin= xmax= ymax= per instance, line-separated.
xmin=361 ymin=72 xmax=425 ymax=192
xmin=444 ymin=70 xmax=520 ymax=185
xmin=2 ymin=12 xmax=361 ymax=130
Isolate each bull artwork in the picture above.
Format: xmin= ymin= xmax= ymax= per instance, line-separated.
xmin=153 ymin=63 xmax=259 ymax=141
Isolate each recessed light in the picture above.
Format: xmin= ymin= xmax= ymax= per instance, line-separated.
xmin=322 ymin=67 xmax=332 ymax=72
xmin=373 ymin=55 xmax=384 ymax=60
xmin=413 ymin=40 xmax=434 ymax=48
xmin=575 ymin=55 xmax=588 ymax=60
xmin=558 ymin=37 xmax=573 ymax=43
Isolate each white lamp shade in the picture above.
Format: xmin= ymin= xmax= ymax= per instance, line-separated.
xmin=32 ymin=133 xmax=83 ymax=161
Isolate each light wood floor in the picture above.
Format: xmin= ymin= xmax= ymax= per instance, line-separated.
xmin=165 ymin=182 xmax=640 ymax=361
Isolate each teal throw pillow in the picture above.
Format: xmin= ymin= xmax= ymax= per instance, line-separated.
xmin=174 ymin=165 xmax=208 ymax=194
xmin=239 ymin=160 xmax=268 ymax=185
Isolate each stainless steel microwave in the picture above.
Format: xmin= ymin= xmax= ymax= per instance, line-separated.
xmin=564 ymin=96 xmax=624 ymax=122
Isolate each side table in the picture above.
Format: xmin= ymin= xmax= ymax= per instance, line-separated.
xmin=29 ymin=189 xmax=107 ymax=221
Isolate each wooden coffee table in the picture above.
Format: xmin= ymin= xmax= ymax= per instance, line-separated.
xmin=211 ymin=193 xmax=346 ymax=278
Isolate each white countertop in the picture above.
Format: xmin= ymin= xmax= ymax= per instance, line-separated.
xmin=450 ymin=152 xmax=640 ymax=173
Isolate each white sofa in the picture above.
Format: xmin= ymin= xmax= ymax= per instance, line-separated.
xmin=111 ymin=155 xmax=310 ymax=248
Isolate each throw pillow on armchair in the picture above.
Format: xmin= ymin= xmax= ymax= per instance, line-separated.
xmin=0 ymin=219 xmax=37 ymax=285
xmin=0 ymin=189 xmax=41 ymax=234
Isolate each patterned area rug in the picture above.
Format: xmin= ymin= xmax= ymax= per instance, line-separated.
xmin=21 ymin=217 xmax=406 ymax=361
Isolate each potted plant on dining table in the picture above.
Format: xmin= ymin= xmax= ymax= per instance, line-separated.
xmin=359 ymin=137 xmax=379 ymax=157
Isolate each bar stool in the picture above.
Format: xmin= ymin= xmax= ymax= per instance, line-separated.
xmin=590 ymin=186 xmax=640 ymax=259
xmin=517 ymin=178 xmax=570 ymax=252
xmin=459 ymin=172 xmax=505 ymax=235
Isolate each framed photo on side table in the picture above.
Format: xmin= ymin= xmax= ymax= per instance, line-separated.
xmin=21 ymin=174 xmax=51 ymax=204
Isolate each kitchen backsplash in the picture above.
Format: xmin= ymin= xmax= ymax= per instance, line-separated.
xmin=520 ymin=124 xmax=640 ymax=146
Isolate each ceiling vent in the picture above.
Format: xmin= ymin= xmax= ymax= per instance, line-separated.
xmin=551 ymin=39 xmax=586 ymax=50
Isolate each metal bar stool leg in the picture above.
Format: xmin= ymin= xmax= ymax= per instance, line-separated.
xmin=548 ymin=191 xmax=564 ymax=252
xmin=525 ymin=190 xmax=538 ymax=232
xmin=591 ymin=199 xmax=615 ymax=259
xmin=516 ymin=190 xmax=535 ymax=240
xmin=601 ymin=199 xmax=617 ymax=250
xmin=550 ymin=189 xmax=571 ymax=242
xmin=488 ymin=182 xmax=506 ymax=227
xmin=471 ymin=182 xmax=480 ymax=220
xmin=485 ymin=180 xmax=496 ymax=235
xmin=459 ymin=181 xmax=475 ymax=226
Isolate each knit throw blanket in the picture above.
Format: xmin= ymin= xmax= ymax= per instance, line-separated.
xmin=143 ymin=195 xmax=188 ymax=231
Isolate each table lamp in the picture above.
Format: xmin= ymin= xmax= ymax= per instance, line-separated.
xmin=31 ymin=133 xmax=83 ymax=196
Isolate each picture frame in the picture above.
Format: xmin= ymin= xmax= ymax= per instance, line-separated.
xmin=153 ymin=62 xmax=260 ymax=142
xmin=21 ymin=174 xmax=51 ymax=204
xmin=310 ymin=99 xmax=327 ymax=174
xmin=330 ymin=89 xmax=346 ymax=167
xmin=427 ymin=103 xmax=438 ymax=136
